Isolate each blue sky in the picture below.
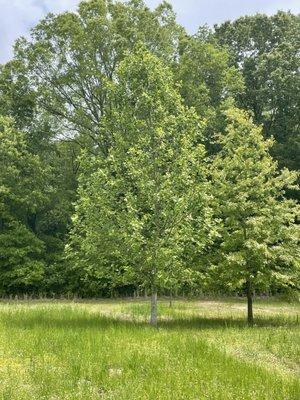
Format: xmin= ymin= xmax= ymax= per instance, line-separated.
xmin=0 ymin=0 xmax=299 ymax=64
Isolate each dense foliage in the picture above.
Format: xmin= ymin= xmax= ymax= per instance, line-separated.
xmin=0 ymin=0 xmax=299 ymax=322
xmin=215 ymin=12 xmax=300 ymax=176
xmin=210 ymin=109 xmax=299 ymax=323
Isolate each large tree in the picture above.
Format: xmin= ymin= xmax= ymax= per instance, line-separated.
xmin=210 ymin=108 xmax=299 ymax=325
xmin=68 ymin=46 xmax=213 ymax=324
xmin=14 ymin=0 xmax=182 ymax=152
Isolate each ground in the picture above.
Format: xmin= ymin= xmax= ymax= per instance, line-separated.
xmin=0 ymin=298 xmax=299 ymax=399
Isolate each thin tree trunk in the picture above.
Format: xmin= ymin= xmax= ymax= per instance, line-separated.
xmin=246 ymin=280 xmax=254 ymax=326
xmin=150 ymin=288 xmax=158 ymax=327
xmin=169 ymin=291 xmax=173 ymax=308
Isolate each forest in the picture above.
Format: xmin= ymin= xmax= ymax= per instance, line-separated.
xmin=0 ymin=0 xmax=299 ymax=326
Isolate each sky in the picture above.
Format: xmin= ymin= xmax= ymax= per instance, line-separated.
xmin=0 ymin=0 xmax=299 ymax=64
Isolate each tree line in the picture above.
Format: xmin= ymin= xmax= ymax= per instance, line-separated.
xmin=0 ymin=0 xmax=299 ymax=324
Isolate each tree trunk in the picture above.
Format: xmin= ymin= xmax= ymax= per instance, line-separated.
xmin=169 ymin=291 xmax=173 ymax=308
xmin=150 ymin=288 xmax=158 ymax=327
xmin=246 ymin=280 xmax=254 ymax=326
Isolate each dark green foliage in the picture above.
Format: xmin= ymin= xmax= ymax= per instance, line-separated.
xmin=0 ymin=222 xmax=45 ymax=295
xmin=175 ymin=30 xmax=244 ymax=154
xmin=0 ymin=117 xmax=46 ymax=294
xmin=214 ymin=12 xmax=300 ymax=176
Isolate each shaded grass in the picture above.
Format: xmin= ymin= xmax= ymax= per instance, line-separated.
xmin=0 ymin=299 xmax=299 ymax=399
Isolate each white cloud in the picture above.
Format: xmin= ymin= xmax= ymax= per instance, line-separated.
xmin=0 ymin=0 xmax=299 ymax=64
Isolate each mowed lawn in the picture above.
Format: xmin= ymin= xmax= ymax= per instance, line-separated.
xmin=0 ymin=299 xmax=299 ymax=400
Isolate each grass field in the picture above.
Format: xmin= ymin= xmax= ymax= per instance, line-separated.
xmin=0 ymin=299 xmax=299 ymax=399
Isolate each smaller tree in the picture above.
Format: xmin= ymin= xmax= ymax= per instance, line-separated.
xmin=210 ymin=108 xmax=299 ymax=325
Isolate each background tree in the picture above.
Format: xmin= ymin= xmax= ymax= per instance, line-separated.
xmin=0 ymin=60 xmax=79 ymax=295
xmin=214 ymin=12 xmax=300 ymax=182
xmin=210 ymin=108 xmax=299 ymax=325
xmin=68 ymin=46 xmax=212 ymax=324
xmin=175 ymin=30 xmax=244 ymax=154
xmin=14 ymin=0 xmax=182 ymax=153
xmin=177 ymin=30 xmax=243 ymax=117
xmin=0 ymin=117 xmax=48 ymax=294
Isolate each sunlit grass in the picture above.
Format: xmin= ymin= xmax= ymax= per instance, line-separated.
xmin=0 ymin=299 xmax=299 ymax=399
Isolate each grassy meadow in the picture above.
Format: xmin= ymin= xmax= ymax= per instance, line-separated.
xmin=0 ymin=298 xmax=299 ymax=399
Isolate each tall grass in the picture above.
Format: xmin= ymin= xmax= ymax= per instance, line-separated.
xmin=0 ymin=299 xmax=299 ymax=399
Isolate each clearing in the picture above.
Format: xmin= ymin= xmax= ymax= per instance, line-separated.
xmin=0 ymin=298 xmax=299 ymax=399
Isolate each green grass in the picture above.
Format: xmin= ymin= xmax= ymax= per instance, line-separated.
xmin=0 ymin=299 xmax=299 ymax=399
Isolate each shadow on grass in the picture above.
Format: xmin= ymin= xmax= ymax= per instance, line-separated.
xmin=1 ymin=311 xmax=298 ymax=331
xmin=160 ymin=315 xmax=299 ymax=330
